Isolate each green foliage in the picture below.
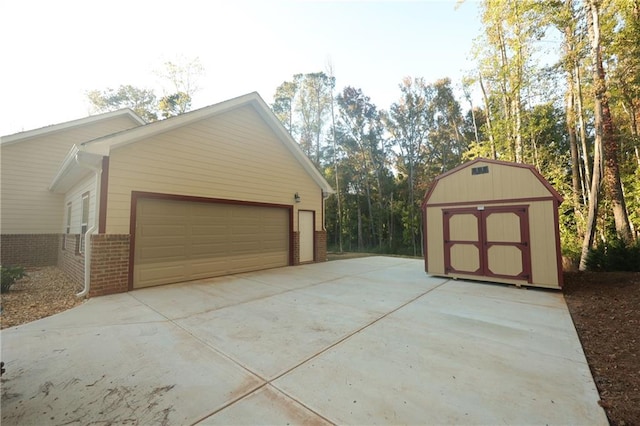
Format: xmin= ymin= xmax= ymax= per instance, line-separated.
xmin=87 ymin=85 xmax=159 ymax=122
xmin=87 ymin=56 xmax=204 ymax=122
xmin=585 ymin=238 xmax=640 ymax=272
xmin=1 ymin=266 xmax=26 ymax=293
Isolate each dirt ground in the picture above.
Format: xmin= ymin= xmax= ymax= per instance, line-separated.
xmin=1 ymin=263 xmax=638 ymax=425
xmin=563 ymin=271 xmax=640 ymax=426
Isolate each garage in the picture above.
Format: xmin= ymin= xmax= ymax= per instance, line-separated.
xmin=133 ymin=197 xmax=291 ymax=288
xmin=422 ymin=158 xmax=563 ymax=289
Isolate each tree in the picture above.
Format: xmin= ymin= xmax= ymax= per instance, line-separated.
xmin=87 ymin=85 xmax=158 ymax=122
xmin=271 ymin=73 xmax=334 ymax=167
xmin=385 ymin=77 xmax=432 ymax=255
xmin=87 ymin=56 xmax=205 ymax=121
xmin=156 ymin=56 xmax=204 ymax=117
xmin=337 ymin=86 xmax=388 ymax=250
xmin=589 ymin=0 xmax=633 ymax=245
xmin=474 ymin=0 xmax=546 ymax=163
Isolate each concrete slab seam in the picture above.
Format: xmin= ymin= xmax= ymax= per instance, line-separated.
xmin=265 ymin=279 xmax=451 ymax=421
xmin=129 ymin=272 xmax=448 ymax=425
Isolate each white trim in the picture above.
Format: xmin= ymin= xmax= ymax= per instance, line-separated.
xmin=0 ymin=109 xmax=145 ymax=145
xmin=80 ymin=92 xmax=335 ymax=195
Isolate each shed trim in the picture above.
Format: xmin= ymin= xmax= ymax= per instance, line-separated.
xmin=553 ymin=198 xmax=564 ymax=287
xmin=424 ymin=195 xmax=558 ymax=208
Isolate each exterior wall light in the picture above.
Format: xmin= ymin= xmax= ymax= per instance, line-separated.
xmin=294 ymin=193 xmax=301 ymax=203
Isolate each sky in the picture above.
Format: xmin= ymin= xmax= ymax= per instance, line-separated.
xmin=0 ymin=0 xmax=482 ymax=136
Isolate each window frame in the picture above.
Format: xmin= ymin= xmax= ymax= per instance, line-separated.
xmin=79 ymin=192 xmax=90 ymax=253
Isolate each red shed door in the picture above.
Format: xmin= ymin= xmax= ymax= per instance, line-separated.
xmin=443 ymin=206 xmax=531 ymax=283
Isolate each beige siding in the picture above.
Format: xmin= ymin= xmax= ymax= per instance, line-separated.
xmin=425 ymin=206 xmax=445 ymax=274
xmin=106 ymin=105 xmax=323 ymax=234
xmin=528 ymin=200 xmax=559 ymax=287
xmin=1 ymin=115 xmax=141 ymax=233
xmin=427 ymin=161 xmax=551 ymax=205
xmin=63 ymin=174 xmax=97 ymax=234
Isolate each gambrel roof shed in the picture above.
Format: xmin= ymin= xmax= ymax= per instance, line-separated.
xmin=422 ymin=158 xmax=564 ymax=289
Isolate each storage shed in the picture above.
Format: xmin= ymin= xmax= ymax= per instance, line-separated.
xmin=422 ymin=158 xmax=564 ymax=289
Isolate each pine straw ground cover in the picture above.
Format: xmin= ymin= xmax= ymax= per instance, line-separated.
xmin=1 ymin=264 xmax=638 ymax=424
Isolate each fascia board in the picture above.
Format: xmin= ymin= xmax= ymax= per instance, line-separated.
xmin=1 ymin=109 xmax=145 ymax=145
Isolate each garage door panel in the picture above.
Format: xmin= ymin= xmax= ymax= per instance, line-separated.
xmin=192 ymin=224 xmax=228 ymax=235
xmin=135 ymin=263 xmax=189 ymax=288
xmin=137 ymin=245 xmax=188 ymax=262
xmin=134 ymin=198 xmax=290 ymax=288
xmin=191 ymin=242 xmax=228 ymax=256
xmin=138 ymin=224 xmax=188 ymax=237
xmin=190 ymin=258 xmax=231 ymax=277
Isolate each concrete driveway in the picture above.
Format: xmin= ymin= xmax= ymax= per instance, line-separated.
xmin=1 ymin=257 xmax=607 ymax=425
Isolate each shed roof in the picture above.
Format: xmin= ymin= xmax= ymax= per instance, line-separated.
xmin=422 ymin=158 xmax=563 ymax=207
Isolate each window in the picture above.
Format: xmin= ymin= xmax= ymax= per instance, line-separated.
xmin=64 ymin=202 xmax=72 ymax=250
xmin=80 ymin=192 xmax=90 ymax=253
xmin=66 ymin=203 xmax=72 ymax=234
xmin=471 ymin=166 xmax=489 ymax=175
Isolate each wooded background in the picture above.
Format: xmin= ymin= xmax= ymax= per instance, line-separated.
xmin=88 ymin=0 xmax=639 ymax=270
xmin=268 ymin=0 xmax=639 ymax=270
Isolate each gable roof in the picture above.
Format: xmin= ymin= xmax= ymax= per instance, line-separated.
xmin=422 ymin=158 xmax=563 ymax=206
xmin=0 ymin=109 xmax=146 ymax=146
xmin=51 ymin=92 xmax=334 ymax=195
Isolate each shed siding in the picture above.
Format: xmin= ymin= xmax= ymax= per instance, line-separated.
xmin=427 ymin=161 xmax=550 ymax=205
xmin=105 ymin=105 xmax=322 ymax=234
xmin=1 ymin=116 xmax=141 ymax=233
xmin=425 ymin=206 xmax=445 ymax=274
xmin=426 ymin=200 xmax=559 ymax=288
xmin=528 ymin=200 xmax=558 ymax=286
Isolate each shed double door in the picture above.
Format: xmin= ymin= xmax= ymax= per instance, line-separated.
xmin=443 ymin=206 xmax=531 ymax=283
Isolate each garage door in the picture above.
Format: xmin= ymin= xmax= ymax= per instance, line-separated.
xmin=134 ymin=198 xmax=290 ymax=288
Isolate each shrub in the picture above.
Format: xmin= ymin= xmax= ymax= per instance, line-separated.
xmin=0 ymin=266 xmax=26 ymax=293
xmin=586 ymin=238 xmax=640 ymax=272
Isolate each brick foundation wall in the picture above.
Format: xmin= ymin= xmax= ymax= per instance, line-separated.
xmin=292 ymin=231 xmax=300 ymax=265
xmin=88 ymin=234 xmax=130 ymax=297
xmin=58 ymin=234 xmax=84 ymax=285
xmin=315 ymin=230 xmax=327 ymax=262
xmin=0 ymin=234 xmax=60 ymax=267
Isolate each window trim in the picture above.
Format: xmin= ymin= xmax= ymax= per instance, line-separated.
xmin=79 ymin=192 xmax=90 ymax=253
xmin=66 ymin=202 xmax=72 ymax=234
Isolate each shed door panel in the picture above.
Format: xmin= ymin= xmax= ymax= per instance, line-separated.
xmin=134 ymin=198 xmax=289 ymax=288
xmin=484 ymin=209 xmax=530 ymax=280
xmin=444 ymin=211 xmax=482 ymax=276
xmin=444 ymin=206 xmax=531 ymax=283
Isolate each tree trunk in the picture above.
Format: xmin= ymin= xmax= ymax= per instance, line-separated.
xmin=329 ymin=84 xmax=343 ymax=252
xmin=563 ymin=0 xmax=584 ymax=212
xmin=478 ymin=74 xmax=497 ymax=159
xmin=575 ymin=65 xmax=591 ymax=202
xmin=588 ymin=0 xmax=634 ymax=244
xmin=579 ymin=132 xmax=603 ymax=270
xmin=357 ymin=202 xmax=363 ymax=251
xmin=567 ymin=88 xmax=583 ymax=214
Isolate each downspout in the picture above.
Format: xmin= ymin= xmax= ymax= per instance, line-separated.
xmin=74 ymin=152 xmax=102 ymax=298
